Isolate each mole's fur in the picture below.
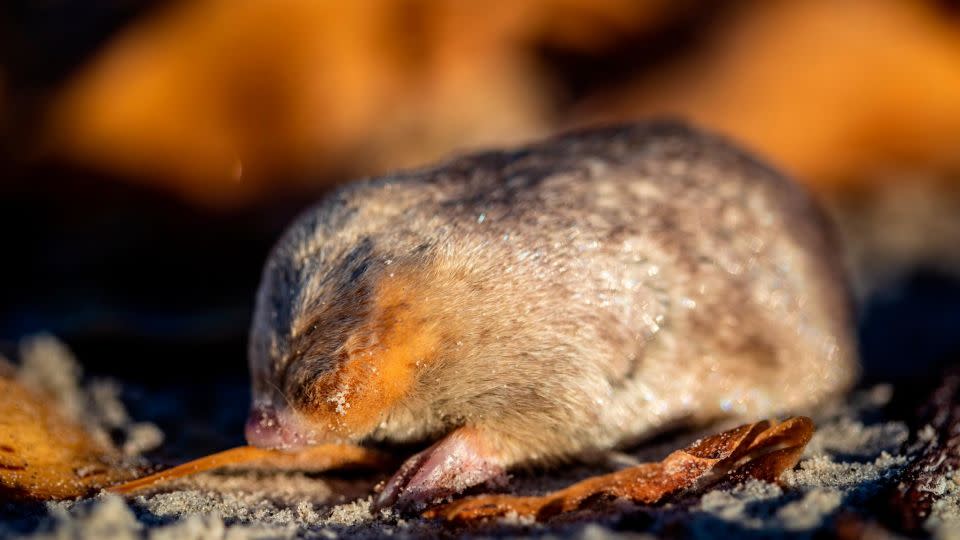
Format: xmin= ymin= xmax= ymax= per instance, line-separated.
xmin=246 ymin=121 xmax=857 ymax=508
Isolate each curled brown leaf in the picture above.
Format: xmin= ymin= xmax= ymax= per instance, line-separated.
xmin=427 ymin=417 xmax=814 ymax=523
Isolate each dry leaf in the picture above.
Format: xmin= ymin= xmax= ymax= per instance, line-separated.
xmin=0 ymin=364 xmax=388 ymax=500
xmin=886 ymin=368 xmax=960 ymax=534
xmin=0 ymin=375 xmax=139 ymax=500
xmin=427 ymin=417 xmax=814 ymax=523
xmin=109 ymin=444 xmax=390 ymax=495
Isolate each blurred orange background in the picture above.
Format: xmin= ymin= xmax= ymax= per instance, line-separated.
xmin=1 ymin=0 xmax=959 ymax=383
xmin=8 ymin=0 xmax=958 ymax=206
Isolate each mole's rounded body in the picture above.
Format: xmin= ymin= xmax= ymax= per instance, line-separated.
xmin=246 ymin=122 xmax=857 ymax=508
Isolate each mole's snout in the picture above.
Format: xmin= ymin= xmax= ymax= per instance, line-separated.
xmin=245 ymin=404 xmax=317 ymax=450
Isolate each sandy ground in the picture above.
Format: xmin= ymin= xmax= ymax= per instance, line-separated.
xmin=1 ymin=336 xmax=958 ymax=539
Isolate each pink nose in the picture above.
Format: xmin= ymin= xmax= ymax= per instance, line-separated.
xmin=245 ymin=404 xmax=313 ymax=449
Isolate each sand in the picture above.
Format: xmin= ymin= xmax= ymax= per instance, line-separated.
xmin=1 ymin=336 xmax=956 ymax=539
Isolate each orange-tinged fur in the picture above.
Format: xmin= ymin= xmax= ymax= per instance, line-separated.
xmin=307 ymin=273 xmax=442 ymax=437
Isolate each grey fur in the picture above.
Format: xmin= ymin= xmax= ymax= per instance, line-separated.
xmin=249 ymin=121 xmax=858 ymax=467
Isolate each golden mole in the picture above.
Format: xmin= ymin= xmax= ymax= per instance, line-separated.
xmin=244 ymin=121 xmax=857 ymax=511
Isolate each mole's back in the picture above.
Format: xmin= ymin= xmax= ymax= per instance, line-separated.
xmin=250 ymin=122 xmax=858 ymax=460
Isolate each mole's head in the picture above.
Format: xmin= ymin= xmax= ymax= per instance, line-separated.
xmin=245 ymin=237 xmax=456 ymax=449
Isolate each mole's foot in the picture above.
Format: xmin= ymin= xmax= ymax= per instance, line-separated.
xmin=427 ymin=417 xmax=814 ymax=523
xmin=372 ymin=427 xmax=506 ymax=513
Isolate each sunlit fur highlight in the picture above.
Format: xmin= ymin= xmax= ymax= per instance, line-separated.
xmin=248 ymin=121 xmax=858 ymax=471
